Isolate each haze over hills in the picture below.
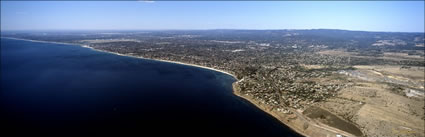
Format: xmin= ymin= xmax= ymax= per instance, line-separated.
xmin=2 ymin=29 xmax=423 ymax=50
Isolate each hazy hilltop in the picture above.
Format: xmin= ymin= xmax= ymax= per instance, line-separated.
xmin=3 ymin=29 xmax=424 ymax=49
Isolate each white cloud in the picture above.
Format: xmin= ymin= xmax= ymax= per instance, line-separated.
xmin=138 ymin=0 xmax=155 ymax=3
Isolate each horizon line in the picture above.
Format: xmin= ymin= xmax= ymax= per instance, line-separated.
xmin=1 ymin=28 xmax=424 ymax=33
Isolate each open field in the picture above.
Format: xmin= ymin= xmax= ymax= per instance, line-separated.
xmin=313 ymin=65 xmax=424 ymax=137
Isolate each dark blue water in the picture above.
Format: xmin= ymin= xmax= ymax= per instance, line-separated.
xmin=1 ymin=38 xmax=301 ymax=137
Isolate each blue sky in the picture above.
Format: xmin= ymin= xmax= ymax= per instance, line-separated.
xmin=1 ymin=1 xmax=424 ymax=32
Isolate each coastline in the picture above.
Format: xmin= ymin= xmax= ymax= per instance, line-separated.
xmin=1 ymin=37 xmax=343 ymax=137
xmin=1 ymin=37 xmax=82 ymax=46
xmin=0 ymin=37 xmax=237 ymax=79
xmin=232 ymin=81 xmax=357 ymax=137
xmin=232 ymin=82 xmax=311 ymax=137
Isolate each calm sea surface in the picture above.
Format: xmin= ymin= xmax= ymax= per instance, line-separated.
xmin=1 ymin=38 xmax=301 ymax=137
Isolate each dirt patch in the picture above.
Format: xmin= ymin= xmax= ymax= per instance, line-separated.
xmin=330 ymin=70 xmax=425 ymax=137
xmin=303 ymin=106 xmax=363 ymax=136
